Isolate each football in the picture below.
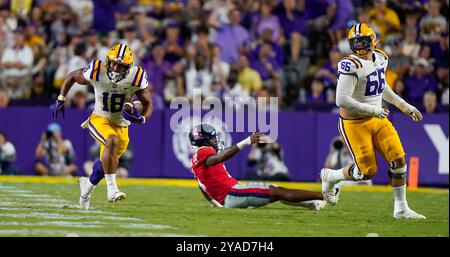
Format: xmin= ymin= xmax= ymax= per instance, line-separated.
xmin=123 ymin=100 xmax=143 ymax=115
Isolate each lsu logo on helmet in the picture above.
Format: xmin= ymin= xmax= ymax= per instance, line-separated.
xmin=348 ymin=23 xmax=378 ymax=56
xmin=105 ymin=44 xmax=134 ymax=83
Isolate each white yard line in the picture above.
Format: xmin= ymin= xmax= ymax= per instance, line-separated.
xmin=0 ymin=221 xmax=175 ymax=230
xmin=0 ymin=229 xmax=202 ymax=237
xmin=0 ymin=207 xmax=120 ymax=215
xmin=0 ymin=182 xmax=180 ymax=236
xmin=0 ymin=212 xmax=144 ymax=221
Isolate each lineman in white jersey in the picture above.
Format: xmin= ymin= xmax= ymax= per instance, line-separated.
xmin=319 ymin=23 xmax=425 ymax=219
xmin=51 ymin=43 xmax=153 ymax=210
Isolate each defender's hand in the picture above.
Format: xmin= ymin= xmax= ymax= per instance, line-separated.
xmin=250 ymin=132 xmax=265 ymax=144
xmin=51 ymin=100 xmax=65 ymax=120
xmin=122 ymin=105 xmax=146 ymax=124
xmin=373 ymin=106 xmax=390 ymax=119
xmin=401 ymin=103 xmax=423 ymax=122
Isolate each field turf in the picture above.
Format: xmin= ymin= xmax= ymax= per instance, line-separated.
xmin=0 ymin=176 xmax=448 ymax=237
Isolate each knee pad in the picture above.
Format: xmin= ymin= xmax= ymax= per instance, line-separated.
xmin=388 ymin=165 xmax=407 ymax=179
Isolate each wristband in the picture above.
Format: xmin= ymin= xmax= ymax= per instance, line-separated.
xmin=236 ymin=136 xmax=252 ymax=150
xmin=57 ymin=95 xmax=66 ymax=101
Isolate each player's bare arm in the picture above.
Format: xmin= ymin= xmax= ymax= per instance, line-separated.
xmin=205 ymin=132 xmax=264 ymax=166
xmin=135 ymin=86 xmax=153 ymax=120
xmin=60 ymin=68 xmax=91 ymax=97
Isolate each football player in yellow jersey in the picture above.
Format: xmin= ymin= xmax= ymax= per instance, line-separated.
xmin=320 ymin=23 xmax=426 ymax=219
xmin=50 ymin=44 xmax=153 ymax=210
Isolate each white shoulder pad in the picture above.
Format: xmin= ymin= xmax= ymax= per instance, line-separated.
xmin=82 ymin=59 xmax=102 ymax=82
xmin=338 ymin=57 xmax=362 ymax=75
xmin=130 ymin=66 xmax=149 ymax=90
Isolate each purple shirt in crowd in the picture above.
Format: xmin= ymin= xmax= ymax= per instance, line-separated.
xmin=141 ymin=57 xmax=173 ymax=97
xmin=252 ymin=43 xmax=285 ymax=66
xmin=304 ymin=0 xmax=330 ymax=19
xmin=330 ymin=0 xmax=354 ymax=31
xmin=405 ymin=74 xmax=439 ymax=103
xmin=93 ymin=0 xmax=119 ymax=33
xmin=250 ymin=57 xmax=280 ymax=81
xmin=275 ymin=6 xmax=307 ymax=38
xmin=249 ymin=13 xmax=281 ymax=42
xmin=216 ymin=24 xmax=250 ymax=65
xmin=306 ymin=92 xmax=327 ymax=104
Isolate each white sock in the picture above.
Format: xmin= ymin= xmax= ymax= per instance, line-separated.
xmin=83 ymin=180 xmax=96 ymax=198
xmin=330 ymin=168 xmax=346 ymax=183
xmin=105 ymin=173 xmax=119 ymax=194
xmin=393 ymin=184 xmax=408 ymax=210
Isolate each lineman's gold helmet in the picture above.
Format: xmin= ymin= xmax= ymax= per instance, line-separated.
xmin=348 ymin=23 xmax=378 ymax=56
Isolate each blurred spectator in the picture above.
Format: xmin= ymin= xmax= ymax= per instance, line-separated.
xmin=327 ymin=0 xmax=354 ymax=45
xmin=66 ymin=42 xmax=89 ymax=103
xmin=250 ymin=41 xmax=282 ymax=100
xmin=0 ymin=89 xmax=9 ymax=107
xmin=419 ymin=0 xmax=448 ymax=42
xmin=1 ymin=28 xmax=34 ymax=99
xmin=249 ymin=0 xmax=281 ymax=43
xmin=315 ymin=47 xmax=341 ymax=89
xmin=85 ymin=29 xmax=101 ymax=60
xmin=210 ymin=8 xmax=250 ymax=65
xmin=203 ymin=0 xmax=233 ymax=25
xmin=369 ymin=0 xmax=401 ymax=43
xmin=402 ymin=27 xmax=421 ymax=58
xmin=92 ymin=0 xmax=118 ymax=34
xmin=237 ymin=54 xmax=262 ymax=95
xmin=67 ymin=0 xmax=93 ymax=33
xmin=160 ymin=21 xmax=185 ymax=64
xmin=223 ymin=67 xmax=249 ymax=109
xmin=84 ymin=143 xmax=132 ymax=178
xmin=275 ymin=0 xmax=306 ymax=64
xmin=422 ymin=90 xmax=438 ymax=113
xmin=50 ymin=4 xmax=79 ymax=46
xmin=0 ymin=131 xmax=17 ymax=175
xmin=305 ymin=79 xmax=328 ymax=104
xmin=324 ymin=135 xmax=372 ymax=186
xmin=210 ymin=43 xmax=230 ymax=87
xmin=246 ymin=141 xmax=291 ymax=181
xmin=429 ymin=32 xmax=449 ymax=83
xmin=142 ymin=43 xmax=174 ymax=99
xmin=393 ymin=79 xmax=408 ymax=101
xmin=185 ymin=54 xmax=213 ymax=99
xmin=34 ymin=123 xmax=77 ymax=177
xmin=405 ymin=58 xmax=439 ymax=104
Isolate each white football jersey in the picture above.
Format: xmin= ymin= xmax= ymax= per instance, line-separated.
xmin=337 ymin=49 xmax=389 ymax=109
xmin=82 ymin=59 xmax=148 ymax=127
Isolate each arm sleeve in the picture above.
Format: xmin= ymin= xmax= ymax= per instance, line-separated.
xmin=382 ymin=83 xmax=407 ymax=111
xmin=335 ymin=74 xmax=378 ymax=116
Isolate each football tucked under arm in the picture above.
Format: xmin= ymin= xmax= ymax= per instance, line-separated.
xmin=122 ymin=101 xmax=146 ymax=124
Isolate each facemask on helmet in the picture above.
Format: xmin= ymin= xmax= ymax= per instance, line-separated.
xmin=106 ymin=59 xmax=131 ymax=83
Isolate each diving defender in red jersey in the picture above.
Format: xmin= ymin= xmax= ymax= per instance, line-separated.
xmin=189 ymin=124 xmax=330 ymax=210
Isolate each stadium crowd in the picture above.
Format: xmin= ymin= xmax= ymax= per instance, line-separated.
xmin=0 ymin=0 xmax=448 ymax=113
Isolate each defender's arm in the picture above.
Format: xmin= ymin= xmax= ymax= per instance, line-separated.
xmin=205 ymin=132 xmax=264 ymax=166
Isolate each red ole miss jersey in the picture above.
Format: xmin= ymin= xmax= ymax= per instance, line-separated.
xmin=191 ymin=146 xmax=238 ymax=204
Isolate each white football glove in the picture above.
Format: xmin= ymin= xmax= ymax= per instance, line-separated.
xmin=400 ymin=103 xmax=423 ymax=122
xmin=372 ymin=106 xmax=390 ymax=119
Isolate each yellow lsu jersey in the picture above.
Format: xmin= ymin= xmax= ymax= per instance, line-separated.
xmin=82 ymin=59 xmax=149 ymax=127
xmin=337 ymin=49 xmax=389 ymax=109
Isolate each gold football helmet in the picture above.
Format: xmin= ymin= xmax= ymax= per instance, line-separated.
xmin=105 ymin=44 xmax=134 ymax=83
xmin=348 ymin=23 xmax=378 ymax=56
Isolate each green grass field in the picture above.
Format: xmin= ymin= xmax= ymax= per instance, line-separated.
xmin=0 ymin=176 xmax=448 ymax=237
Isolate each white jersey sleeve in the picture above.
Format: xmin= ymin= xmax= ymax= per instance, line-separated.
xmin=82 ymin=59 xmax=102 ymax=82
xmin=337 ymin=57 xmax=360 ymax=78
xmin=129 ymin=66 xmax=149 ymax=91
